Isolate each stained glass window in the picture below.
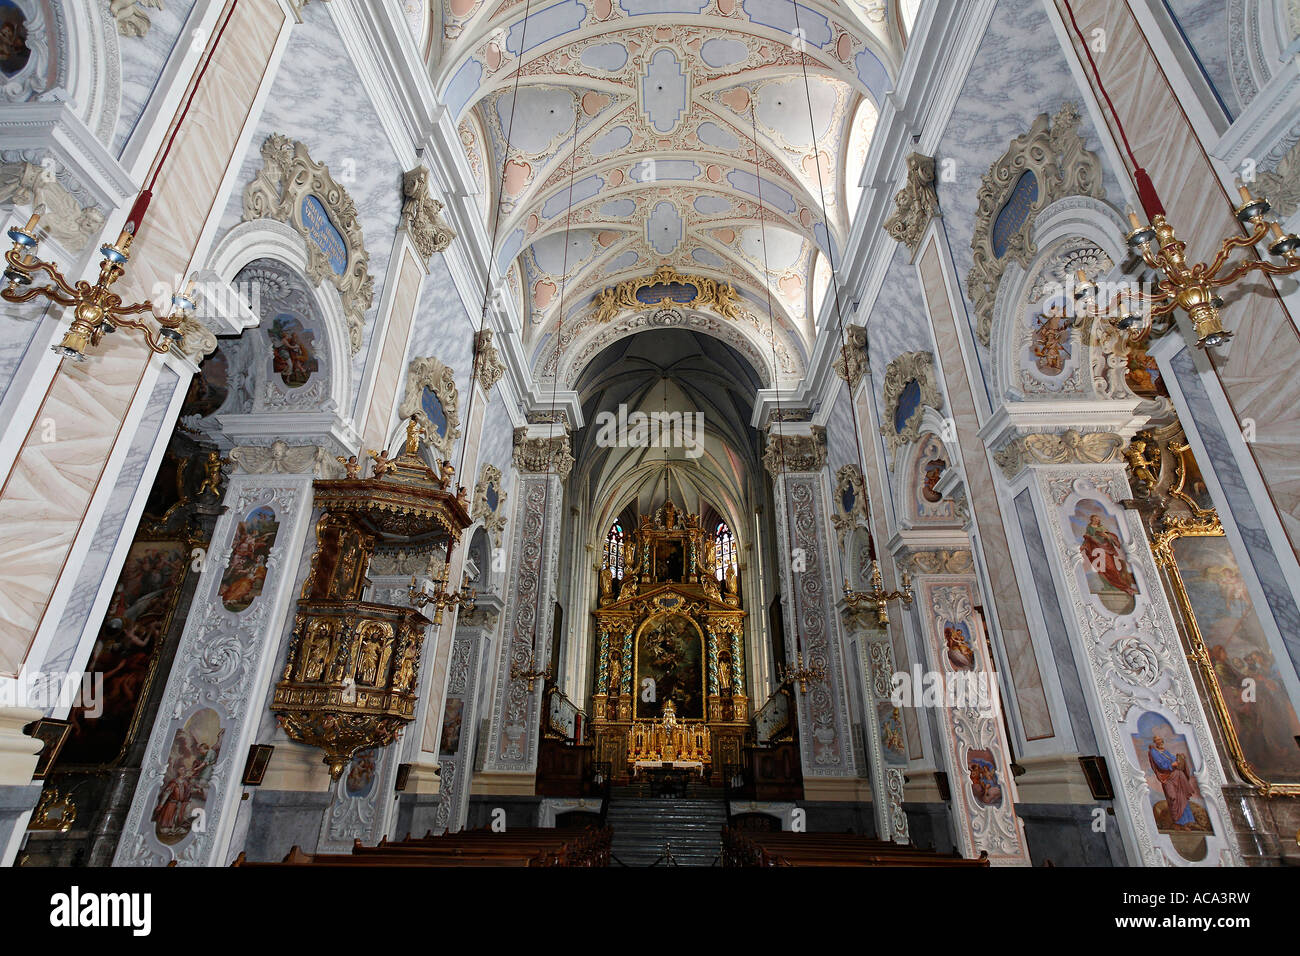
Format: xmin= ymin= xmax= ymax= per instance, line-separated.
xmin=603 ymin=522 xmax=625 ymax=580
xmin=714 ymin=521 xmax=736 ymax=582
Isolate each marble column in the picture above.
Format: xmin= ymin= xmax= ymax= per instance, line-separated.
xmin=898 ymin=548 xmax=1031 ymax=864
xmin=480 ymin=425 xmax=571 ymax=784
xmin=113 ymin=448 xmax=329 ymax=866
xmin=427 ymin=597 xmax=501 ymax=834
xmin=764 ymin=424 xmax=861 ymax=793
xmin=991 ymin=426 xmax=1243 ymax=866
xmin=841 ymin=608 xmax=910 ymax=845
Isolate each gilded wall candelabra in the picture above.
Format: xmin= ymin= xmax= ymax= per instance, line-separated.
xmin=407 ymin=564 xmax=475 ymax=626
xmin=1077 ymin=188 xmax=1300 ymax=350
xmin=512 ymin=638 xmax=550 ymax=693
xmin=3 ymin=211 xmax=192 ymax=361
xmin=843 ymin=560 xmax=913 ymax=627
xmin=778 ymin=651 xmax=826 ymax=694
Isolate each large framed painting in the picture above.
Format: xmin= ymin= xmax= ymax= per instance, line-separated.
xmin=1156 ymin=524 xmax=1300 ymax=795
xmin=57 ymin=537 xmax=191 ymax=768
xmin=1141 ymin=434 xmax=1300 ymax=795
xmin=633 ymin=613 xmax=706 ymax=721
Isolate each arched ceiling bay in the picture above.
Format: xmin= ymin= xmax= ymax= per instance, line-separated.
xmin=573 ymin=329 xmax=762 ymax=536
xmin=432 ymin=0 xmax=900 ymax=376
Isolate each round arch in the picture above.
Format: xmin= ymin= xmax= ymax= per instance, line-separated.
xmin=204 ymin=219 xmax=357 ymax=420
xmin=987 ymin=194 xmax=1134 ymax=409
xmin=548 ymin=308 xmax=803 ymax=389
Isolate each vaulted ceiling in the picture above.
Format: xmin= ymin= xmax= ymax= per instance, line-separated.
xmin=573 ymin=328 xmax=762 ymax=537
xmin=430 ymin=0 xmax=904 ymax=384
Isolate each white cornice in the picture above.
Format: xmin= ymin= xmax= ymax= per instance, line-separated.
xmin=976 ymin=400 xmax=1148 ymax=451
xmin=0 ymin=100 xmax=137 ymax=216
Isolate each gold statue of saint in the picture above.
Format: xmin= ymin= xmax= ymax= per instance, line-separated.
xmin=404 ymin=418 xmax=423 ymax=455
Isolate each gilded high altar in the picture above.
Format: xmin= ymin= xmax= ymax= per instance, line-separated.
xmin=590 ymin=499 xmax=748 ymax=779
xmin=628 ymin=700 xmax=712 ymax=764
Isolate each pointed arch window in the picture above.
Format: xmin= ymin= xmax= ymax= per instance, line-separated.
xmin=714 ymin=521 xmax=737 ymax=582
xmin=603 ymin=522 xmax=625 ymax=580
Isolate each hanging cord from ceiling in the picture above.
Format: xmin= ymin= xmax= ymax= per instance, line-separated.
xmin=791 ymin=0 xmax=880 ymax=565
xmin=125 ymin=0 xmax=241 ymax=235
xmin=454 ymin=0 xmax=537 ymax=488
xmin=749 ymin=93 xmax=809 ymax=660
xmin=443 ymin=0 xmax=536 ymax=577
xmin=523 ymin=99 xmax=582 ymax=669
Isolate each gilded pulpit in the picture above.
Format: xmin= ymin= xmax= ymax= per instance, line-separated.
xmin=272 ymin=421 xmax=472 ymax=777
xmin=590 ymin=500 xmax=747 ymax=781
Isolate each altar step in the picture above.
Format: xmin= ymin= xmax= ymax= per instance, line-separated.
xmin=610 ymin=781 xmax=717 ymax=799
xmin=606 ymin=797 xmax=727 ymax=867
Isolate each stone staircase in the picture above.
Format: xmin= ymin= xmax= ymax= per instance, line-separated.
xmin=605 ymin=782 xmax=727 ymax=867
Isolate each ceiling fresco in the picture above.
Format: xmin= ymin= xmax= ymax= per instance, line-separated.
xmin=429 ymin=0 xmax=903 ymax=382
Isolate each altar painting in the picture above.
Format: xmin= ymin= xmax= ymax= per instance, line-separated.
xmin=634 ymin=613 xmax=705 ymax=721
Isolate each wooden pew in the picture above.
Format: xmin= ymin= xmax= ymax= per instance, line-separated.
xmin=721 ymin=827 xmax=990 ymax=867
xmin=232 ymin=825 xmax=611 ymax=867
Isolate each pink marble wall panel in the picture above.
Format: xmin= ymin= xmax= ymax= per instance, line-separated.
xmin=0 ymin=1 xmax=288 ymax=675
xmin=917 ymin=239 xmax=1054 ymax=740
xmin=1058 ymin=0 xmax=1300 ymax=562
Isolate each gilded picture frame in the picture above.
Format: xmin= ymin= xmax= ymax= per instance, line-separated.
xmin=1149 ymin=448 xmax=1300 ymax=798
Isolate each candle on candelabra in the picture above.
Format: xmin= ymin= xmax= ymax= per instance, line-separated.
xmin=1127 ymin=208 xmax=1142 ymax=231
xmin=23 ymin=211 xmax=39 ymax=232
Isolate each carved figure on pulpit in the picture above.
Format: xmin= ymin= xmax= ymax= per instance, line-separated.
xmin=375 ymin=638 xmax=394 ymax=686
xmin=405 ymin=418 xmax=424 ymax=455
xmin=357 ymin=635 xmax=380 ymax=685
xmin=394 ymin=645 xmax=417 ymax=692
xmin=301 ymin=623 xmax=331 ymax=681
xmin=369 ymin=448 xmax=397 ymax=478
